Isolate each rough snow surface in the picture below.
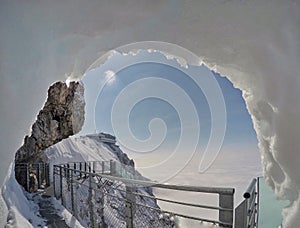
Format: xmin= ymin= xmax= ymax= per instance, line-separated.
xmin=2 ymin=164 xmax=45 ymax=228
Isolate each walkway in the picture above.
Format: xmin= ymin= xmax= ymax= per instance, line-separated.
xmin=33 ymin=186 xmax=69 ymax=228
xmin=37 ymin=194 xmax=69 ymax=228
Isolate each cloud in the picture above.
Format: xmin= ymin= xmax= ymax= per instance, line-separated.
xmin=104 ymin=70 xmax=116 ymax=84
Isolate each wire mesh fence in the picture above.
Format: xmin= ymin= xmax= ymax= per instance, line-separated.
xmin=53 ymin=162 xmax=235 ymax=228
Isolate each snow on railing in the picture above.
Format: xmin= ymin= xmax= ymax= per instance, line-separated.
xmin=53 ymin=161 xmax=235 ymax=227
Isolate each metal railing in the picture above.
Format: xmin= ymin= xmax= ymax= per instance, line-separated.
xmin=15 ymin=162 xmax=50 ymax=192
xmin=58 ymin=160 xmax=138 ymax=178
xmin=234 ymin=178 xmax=259 ymax=228
xmin=15 ymin=161 xmax=261 ymax=227
xmin=53 ymin=162 xmax=235 ymax=227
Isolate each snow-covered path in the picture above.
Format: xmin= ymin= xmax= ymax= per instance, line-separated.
xmin=35 ymin=195 xmax=69 ymax=228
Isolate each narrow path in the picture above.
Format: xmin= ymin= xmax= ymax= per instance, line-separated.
xmin=37 ymin=195 xmax=69 ymax=228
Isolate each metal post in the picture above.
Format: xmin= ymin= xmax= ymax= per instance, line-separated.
xmin=64 ymin=164 xmax=67 ymax=178
xmin=88 ymin=174 xmax=94 ymax=228
xmin=67 ymin=164 xmax=70 ymax=177
xmin=125 ymin=185 xmax=135 ymax=228
xmin=48 ymin=163 xmax=50 ymax=186
xmin=80 ymin=163 xmax=82 ymax=178
xmin=44 ymin=163 xmax=47 ymax=186
xmin=60 ymin=167 xmax=64 ymax=205
xmin=53 ymin=166 xmax=56 ymax=198
xmin=93 ymin=161 xmax=96 ymax=173
xmin=42 ymin=163 xmax=45 ymax=186
xmin=110 ymin=160 xmax=116 ymax=176
xmin=102 ymin=161 xmax=105 ymax=174
xmin=256 ymin=177 xmax=260 ymax=227
xmin=26 ymin=163 xmax=30 ymax=192
xmin=70 ymin=170 xmax=74 ymax=214
xmin=219 ymin=193 xmax=234 ymax=227
xmin=37 ymin=164 xmax=41 ymax=189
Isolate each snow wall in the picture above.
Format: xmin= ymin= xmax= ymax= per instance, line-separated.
xmin=0 ymin=1 xmax=299 ymax=227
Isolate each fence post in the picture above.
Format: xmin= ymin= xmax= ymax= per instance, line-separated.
xmin=80 ymin=163 xmax=82 ymax=178
xmin=125 ymin=185 xmax=135 ymax=228
xmin=110 ymin=160 xmax=116 ymax=176
xmin=93 ymin=161 xmax=96 ymax=173
xmin=102 ymin=161 xmax=105 ymax=174
xmin=88 ymin=174 xmax=94 ymax=228
xmin=37 ymin=164 xmax=40 ymax=189
xmin=70 ymin=169 xmax=75 ymax=215
xmin=26 ymin=163 xmax=30 ymax=192
xmin=45 ymin=163 xmax=49 ymax=187
xmin=67 ymin=164 xmax=70 ymax=178
xmin=42 ymin=163 xmax=45 ymax=186
xmin=53 ymin=166 xmax=56 ymax=198
xmin=60 ymin=166 xmax=64 ymax=206
xmin=256 ymin=177 xmax=260 ymax=226
xmin=219 ymin=193 xmax=234 ymax=227
xmin=89 ymin=162 xmax=92 ymax=173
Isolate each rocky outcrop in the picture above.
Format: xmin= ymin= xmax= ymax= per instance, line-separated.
xmin=15 ymin=81 xmax=85 ymax=189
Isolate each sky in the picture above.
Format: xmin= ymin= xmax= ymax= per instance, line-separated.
xmin=82 ymin=50 xmax=264 ymax=225
xmin=82 ymin=50 xmax=260 ymax=180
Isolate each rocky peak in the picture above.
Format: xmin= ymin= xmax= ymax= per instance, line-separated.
xmin=15 ymin=81 xmax=85 ymax=188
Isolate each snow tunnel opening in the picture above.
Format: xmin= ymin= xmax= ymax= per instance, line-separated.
xmin=79 ymin=41 xmax=298 ymax=227
xmin=79 ymin=41 xmax=262 ymax=189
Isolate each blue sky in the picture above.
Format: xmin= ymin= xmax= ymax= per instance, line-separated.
xmin=82 ymin=50 xmax=258 ymax=171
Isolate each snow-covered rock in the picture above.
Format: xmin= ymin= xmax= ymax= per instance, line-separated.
xmin=14 ymin=81 xmax=85 ymax=189
xmin=15 ymin=81 xmax=85 ymax=164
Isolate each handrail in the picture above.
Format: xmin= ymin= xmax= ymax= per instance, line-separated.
xmin=102 ymin=190 xmax=232 ymax=227
xmin=53 ymin=162 xmax=235 ymax=227
xmin=132 ymin=191 xmax=233 ymax=212
xmin=16 ymin=161 xmax=264 ymax=228
xmin=54 ymin=164 xmax=234 ymax=195
xmin=243 ymin=178 xmax=257 ymax=198
xmin=235 ymin=177 xmax=259 ymax=228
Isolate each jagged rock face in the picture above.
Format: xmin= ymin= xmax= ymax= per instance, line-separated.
xmin=15 ymin=81 xmax=85 ymax=188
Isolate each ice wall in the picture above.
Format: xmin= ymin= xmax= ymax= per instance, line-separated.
xmin=0 ymin=0 xmax=299 ymax=227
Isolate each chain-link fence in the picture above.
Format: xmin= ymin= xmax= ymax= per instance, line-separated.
xmin=53 ymin=162 xmax=235 ymax=228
